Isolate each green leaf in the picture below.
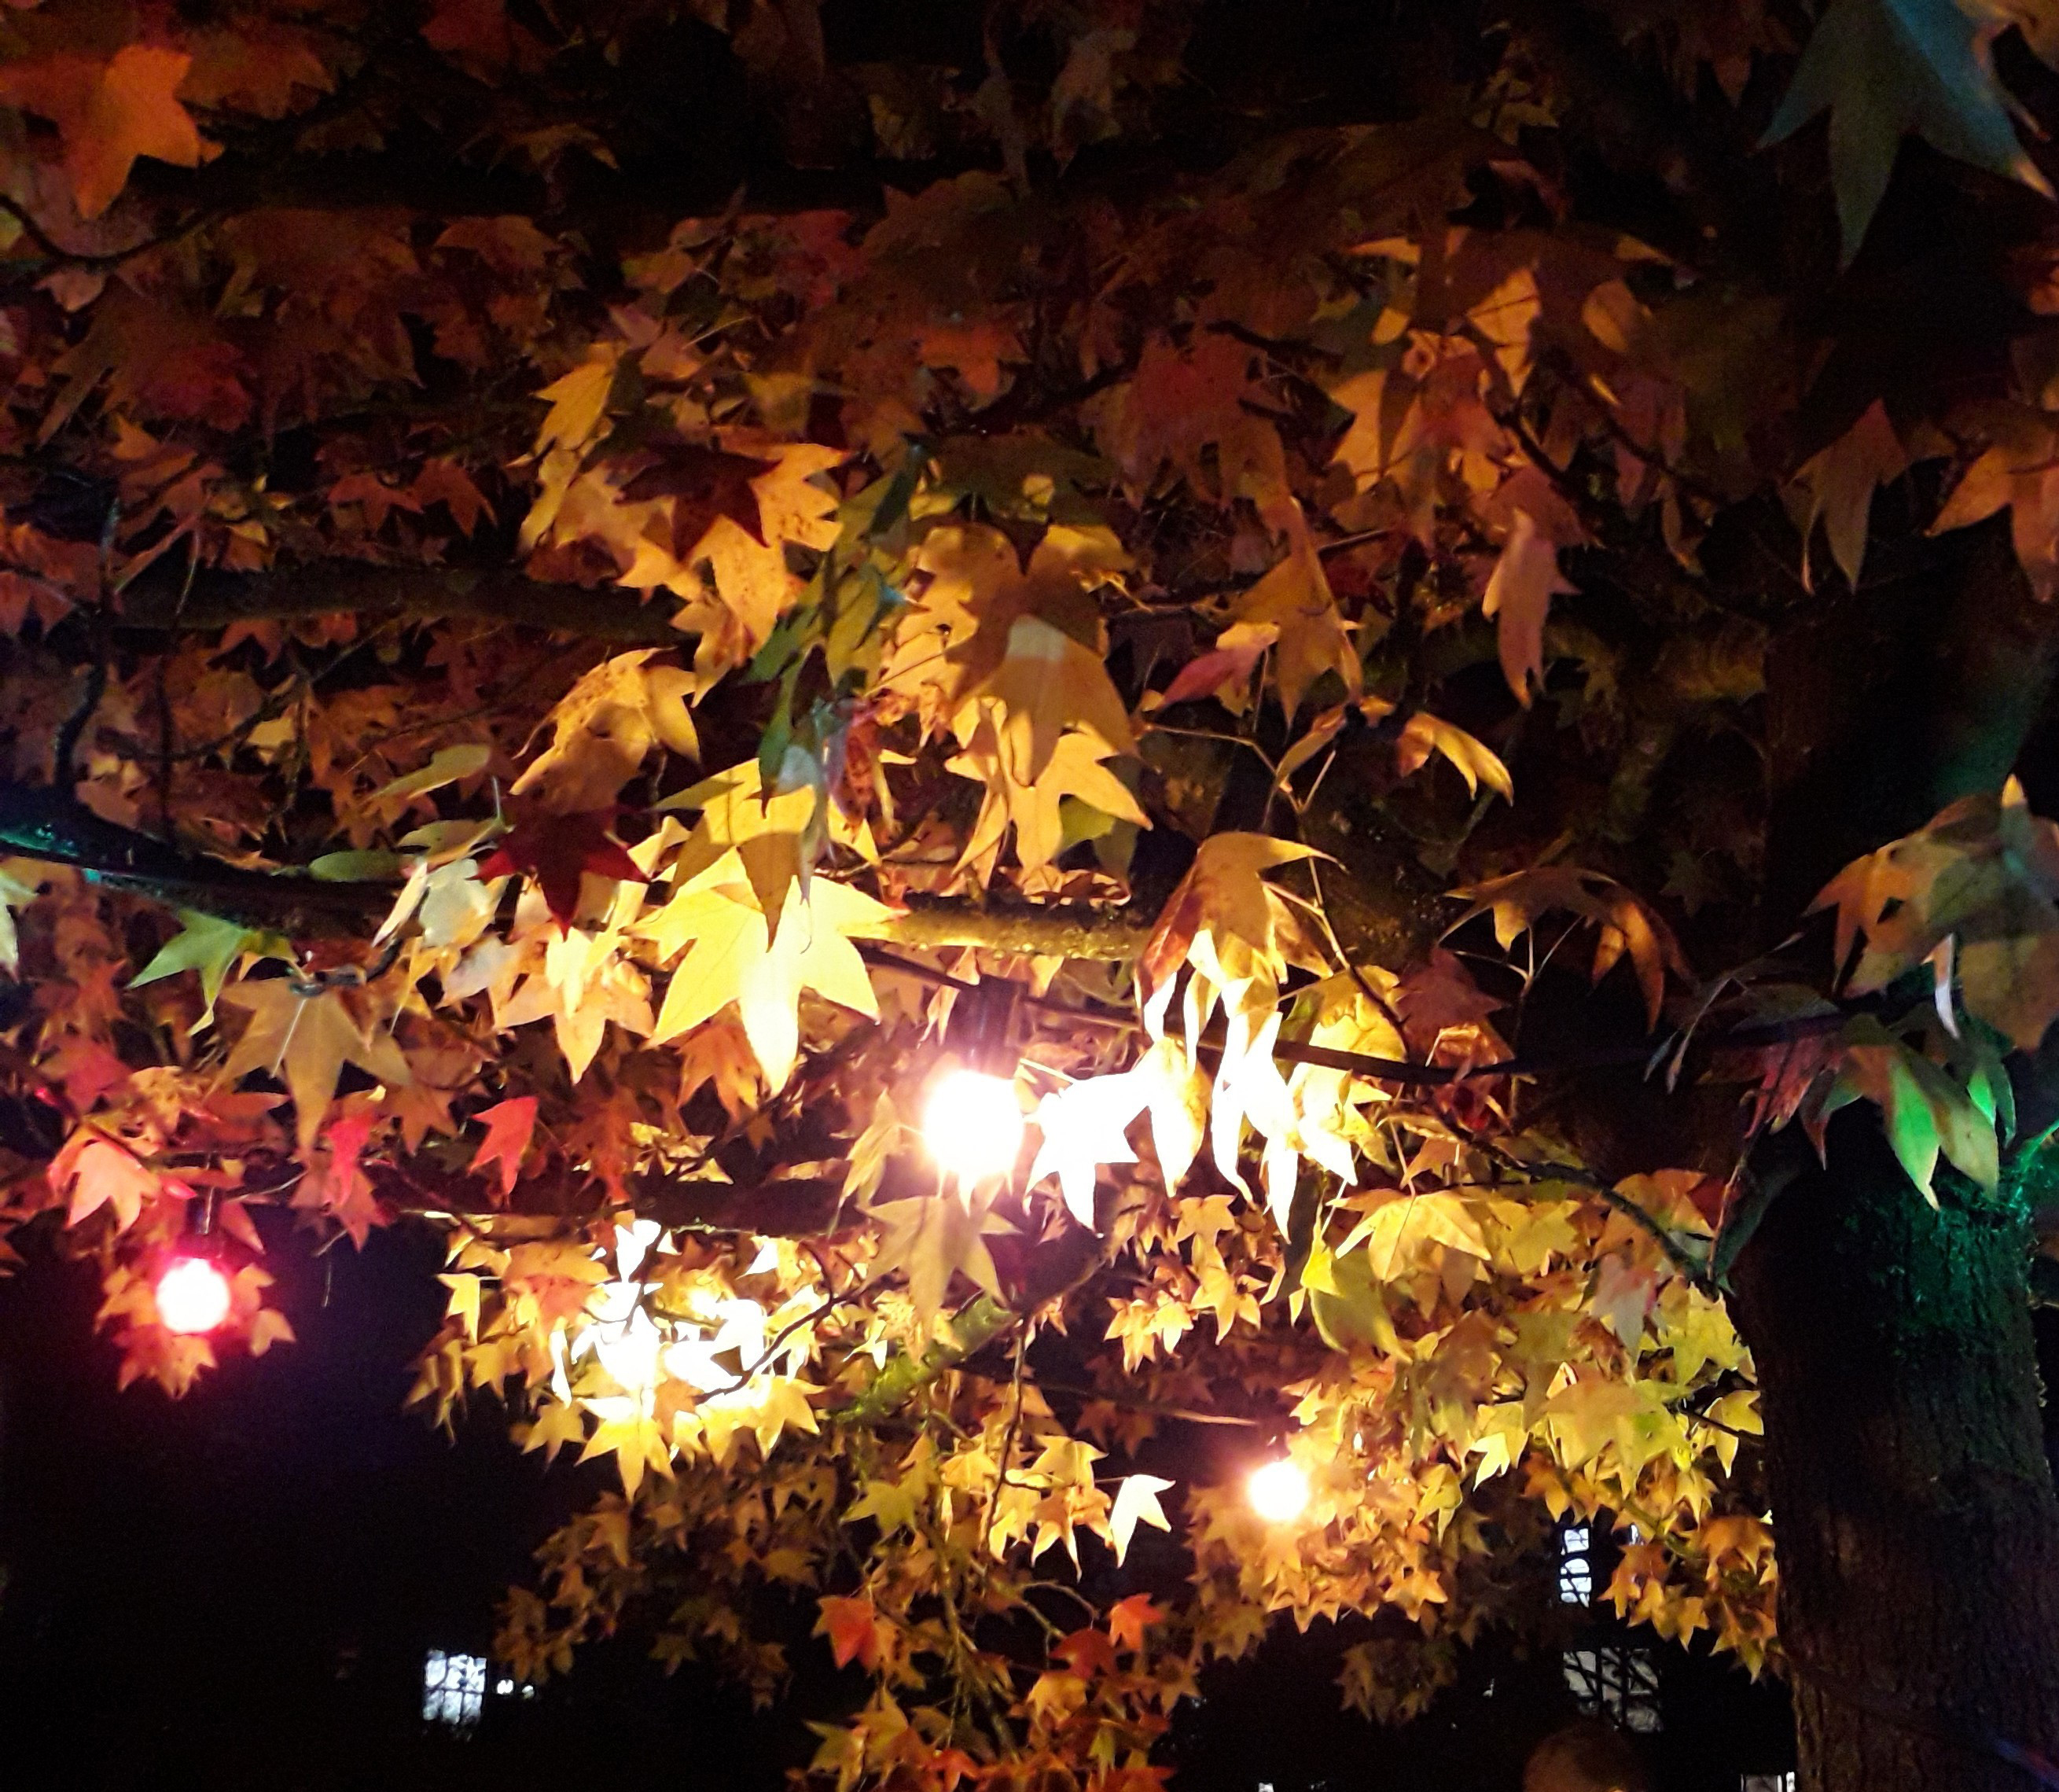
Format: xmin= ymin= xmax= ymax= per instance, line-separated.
xmin=308 ymin=849 xmax=404 ymax=881
xmin=1763 ymin=0 xmax=2053 ymax=263
xmin=131 ymin=910 xmax=283 ymax=1024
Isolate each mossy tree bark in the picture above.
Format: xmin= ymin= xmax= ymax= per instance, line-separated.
xmin=1732 ymin=1120 xmax=2059 ymax=1792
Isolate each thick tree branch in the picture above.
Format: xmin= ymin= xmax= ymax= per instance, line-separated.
xmin=829 ymin=1221 xmax=1105 ymax=1424
xmin=0 ymin=784 xmax=394 ymax=933
xmin=370 ymin=1160 xmax=843 ymax=1237
xmin=881 ymin=895 xmax=1156 ymax=962
xmin=120 ymin=564 xmax=691 ymax=646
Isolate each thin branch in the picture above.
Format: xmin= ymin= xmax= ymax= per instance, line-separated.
xmin=0 ymin=193 xmax=217 ymax=274
xmin=1476 ymin=1139 xmax=1712 ymax=1289
xmin=1038 ymin=1382 xmax=1261 ymax=1426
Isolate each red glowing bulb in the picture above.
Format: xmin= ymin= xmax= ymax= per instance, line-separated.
xmin=156 ymin=1255 xmax=231 ymax=1335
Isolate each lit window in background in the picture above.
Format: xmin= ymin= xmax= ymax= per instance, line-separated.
xmin=422 ymin=1650 xmax=487 ymax=1728
xmin=1558 ymin=1522 xmax=1593 ymax=1604
xmin=1561 ymin=1646 xmax=1662 ymax=1733
xmin=1741 ymin=1777 xmax=1796 ymax=1792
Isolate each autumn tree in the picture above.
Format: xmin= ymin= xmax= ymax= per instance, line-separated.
xmin=1 ymin=2 xmax=2057 ymax=1788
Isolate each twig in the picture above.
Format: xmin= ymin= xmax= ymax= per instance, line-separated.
xmin=1476 ymin=1139 xmax=1712 ymax=1288
xmin=980 ymin=1329 xmax=1029 ymax=1567
xmin=732 ymin=1286 xmax=862 ymax=1385
xmin=1038 ymin=1382 xmax=1260 ymax=1426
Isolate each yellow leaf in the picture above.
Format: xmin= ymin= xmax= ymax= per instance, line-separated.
xmin=642 ymin=876 xmax=895 ymax=1089
xmin=522 ymin=1400 xmax=589 ymax=1463
xmin=956 ymin=613 xmax=1137 ymax=786
xmin=1449 ymin=864 xmax=1685 ymax=1027
xmin=947 ymin=722 xmax=1148 ymax=878
xmin=655 ymin=756 xmax=826 ymax=930
xmin=219 ymin=980 xmax=412 ymax=1152
xmin=867 ymin=1191 xmax=1002 ymax=1328
xmin=697 ymin=443 xmax=846 ymax=646
xmin=511 ymin=651 xmax=699 ymax=813
xmin=439 ymin=1271 xmax=483 ymax=1341
xmin=1341 ymin=1190 xmax=1490 ymax=1279
xmin=533 ymin=344 xmax=620 ymax=455
xmin=1231 ymin=539 xmax=1361 ymax=719
xmin=1107 ymin=1474 xmax=1174 ymax=1566
xmin=1138 ymin=832 xmax=1325 ymax=1036
xmin=1792 ymin=399 xmax=1907 ymax=590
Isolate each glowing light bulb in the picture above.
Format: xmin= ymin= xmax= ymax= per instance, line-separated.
xmin=156 ymin=1256 xmax=232 ymax=1335
xmin=1246 ymin=1458 xmax=1310 ymax=1525
xmin=922 ymin=1069 xmax=1026 ymax=1188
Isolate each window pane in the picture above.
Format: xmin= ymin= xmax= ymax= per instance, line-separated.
xmin=422 ymin=1649 xmax=488 ymax=1729
xmin=1558 ymin=1525 xmax=1593 ymax=1605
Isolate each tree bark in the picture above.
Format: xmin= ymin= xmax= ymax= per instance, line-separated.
xmin=1732 ymin=1120 xmax=2059 ymax=1792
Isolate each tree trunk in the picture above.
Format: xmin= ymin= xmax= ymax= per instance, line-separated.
xmin=1732 ymin=1118 xmax=2059 ymax=1792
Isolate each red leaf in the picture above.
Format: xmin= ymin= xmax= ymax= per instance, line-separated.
xmin=477 ymin=808 xmax=647 ymax=929
xmin=620 ymin=441 xmax=778 ymax=559
xmin=422 ymin=0 xmax=543 ymax=80
xmin=469 ymin=1095 xmax=538 ymax=1200
xmin=814 ymin=1595 xmax=882 ymax=1671
xmin=1159 ymin=637 xmax=1269 ymax=708
xmin=411 ymin=459 xmax=493 ymax=535
xmin=1052 ymin=1625 xmax=1118 ymax=1678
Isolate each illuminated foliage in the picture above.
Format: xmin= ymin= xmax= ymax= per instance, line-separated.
xmin=0 ymin=4 xmax=2057 ymax=1789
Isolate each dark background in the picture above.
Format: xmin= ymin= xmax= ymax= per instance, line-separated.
xmin=5 ymin=1211 xmax=2001 ymax=1792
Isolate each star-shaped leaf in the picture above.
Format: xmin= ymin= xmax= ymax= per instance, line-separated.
xmin=641 ymin=875 xmax=895 ymax=1090
xmin=219 ymin=980 xmax=412 ymax=1153
xmin=131 ymin=910 xmax=289 ymax=1025
xmin=469 ymin=1095 xmax=538 ymax=1198
xmin=509 ymin=652 xmax=699 ymax=814
xmin=1107 ymin=1474 xmax=1175 ymax=1566
xmin=1763 ymin=0 xmax=2053 ymax=263
xmin=477 ymin=808 xmax=648 ymax=930
xmin=1028 ymin=1070 xmax=1150 ymax=1226
xmin=0 ymin=46 xmax=208 ymax=219
xmin=620 ymin=440 xmax=780 ymax=556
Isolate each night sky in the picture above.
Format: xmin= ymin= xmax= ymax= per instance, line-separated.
xmin=0 ymin=1212 xmax=1855 ymax=1791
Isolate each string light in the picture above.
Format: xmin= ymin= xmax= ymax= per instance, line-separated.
xmin=1245 ymin=1457 xmax=1310 ymax=1525
xmin=922 ymin=1068 xmax=1026 ymax=1189
xmin=156 ymin=1255 xmax=232 ymax=1335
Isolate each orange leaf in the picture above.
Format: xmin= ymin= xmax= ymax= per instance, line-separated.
xmin=469 ymin=1096 xmax=538 ymax=1199
xmin=0 ymin=46 xmax=208 ymax=219
xmin=54 ymin=1134 xmax=160 ymax=1233
xmin=1108 ymin=1592 xmax=1165 ymax=1653
xmin=1792 ymin=399 xmax=1906 ymax=591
